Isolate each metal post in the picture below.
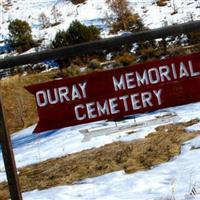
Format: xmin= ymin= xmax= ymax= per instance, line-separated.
xmin=0 ymin=97 xmax=22 ymax=200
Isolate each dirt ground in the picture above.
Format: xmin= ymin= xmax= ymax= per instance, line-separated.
xmin=0 ymin=119 xmax=199 ymax=200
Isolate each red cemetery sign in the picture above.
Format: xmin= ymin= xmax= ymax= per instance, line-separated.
xmin=26 ymin=52 xmax=200 ymax=133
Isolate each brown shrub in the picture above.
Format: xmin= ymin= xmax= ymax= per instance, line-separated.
xmin=116 ymin=53 xmax=136 ymax=66
xmin=87 ymin=59 xmax=101 ymax=70
xmin=156 ymin=0 xmax=168 ymax=6
xmin=65 ymin=65 xmax=81 ymax=77
xmin=71 ymin=0 xmax=86 ymax=5
xmin=106 ymin=0 xmax=146 ymax=34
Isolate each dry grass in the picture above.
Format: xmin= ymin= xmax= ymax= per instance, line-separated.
xmin=0 ymin=67 xmax=89 ymax=134
xmin=0 ymin=119 xmax=199 ymax=199
xmin=0 ymin=189 xmax=8 ymax=200
xmin=0 ymin=70 xmax=65 ymax=134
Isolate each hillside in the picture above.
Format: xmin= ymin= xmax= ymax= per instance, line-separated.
xmin=1 ymin=0 xmax=200 ymax=48
xmin=1 ymin=0 xmax=200 ymax=200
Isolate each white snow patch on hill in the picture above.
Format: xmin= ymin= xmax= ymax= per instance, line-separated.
xmin=1 ymin=0 xmax=200 ymax=47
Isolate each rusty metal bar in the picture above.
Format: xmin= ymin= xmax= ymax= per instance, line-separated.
xmin=0 ymin=20 xmax=200 ymax=69
xmin=0 ymin=97 xmax=22 ymax=200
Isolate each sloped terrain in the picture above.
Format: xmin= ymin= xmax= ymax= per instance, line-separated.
xmin=1 ymin=0 xmax=200 ymax=46
xmin=1 ymin=1 xmax=200 ymax=200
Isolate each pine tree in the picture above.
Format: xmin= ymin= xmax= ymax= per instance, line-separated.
xmin=52 ymin=30 xmax=69 ymax=48
xmin=67 ymin=20 xmax=100 ymax=45
xmin=52 ymin=20 xmax=100 ymax=48
xmin=8 ymin=19 xmax=36 ymax=52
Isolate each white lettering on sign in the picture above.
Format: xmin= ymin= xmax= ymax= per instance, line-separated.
xmin=119 ymin=95 xmax=129 ymax=111
xmin=79 ymin=82 xmax=87 ymax=98
xmin=125 ymin=73 xmax=136 ymax=89
xmin=97 ymin=101 xmax=110 ymax=116
xmin=153 ymin=89 xmax=162 ymax=105
xmin=109 ymin=98 xmax=120 ymax=114
xmin=148 ymin=68 xmax=160 ymax=84
xmin=141 ymin=92 xmax=153 ymax=108
xmin=179 ymin=62 xmax=189 ymax=78
xmin=112 ymin=60 xmax=200 ymax=92
xmin=112 ymin=75 xmax=126 ymax=91
xmin=135 ymin=70 xmax=149 ymax=87
xmin=58 ymin=87 xmax=70 ymax=103
xmin=86 ymin=102 xmax=97 ymax=119
xmin=74 ymin=104 xmax=86 ymax=120
xmin=47 ymin=88 xmax=59 ymax=105
xmin=71 ymin=84 xmax=82 ymax=100
xmin=189 ymin=60 xmax=200 ymax=77
xmin=159 ymin=65 xmax=171 ymax=82
xmin=171 ymin=63 xmax=177 ymax=79
xmin=36 ymin=82 xmax=87 ymax=107
xmin=131 ymin=93 xmax=142 ymax=110
xmin=35 ymin=59 xmax=199 ymax=115
xmin=36 ymin=90 xmax=48 ymax=107
xmin=58 ymin=87 xmax=70 ymax=102
xmin=74 ymin=89 xmax=163 ymax=121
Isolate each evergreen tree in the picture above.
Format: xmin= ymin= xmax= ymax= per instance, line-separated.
xmin=67 ymin=20 xmax=100 ymax=45
xmin=52 ymin=30 xmax=69 ymax=48
xmin=8 ymin=19 xmax=36 ymax=52
xmin=52 ymin=20 xmax=100 ymax=48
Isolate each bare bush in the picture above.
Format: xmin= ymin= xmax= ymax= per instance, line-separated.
xmin=106 ymin=0 xmax=146 ymax=34
xmin=38 ymin=12 xmax=50 ymax=28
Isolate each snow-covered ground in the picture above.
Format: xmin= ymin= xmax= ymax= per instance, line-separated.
xmin=1 ymin=0 xmax=200 ymax=47
xmin=1 ymin=0 xmax=200 ymax=199
xmin=1 ymin=102 xmax=200 ymax=199
xmin=23 ymin=142 xmax=200 ymax=200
